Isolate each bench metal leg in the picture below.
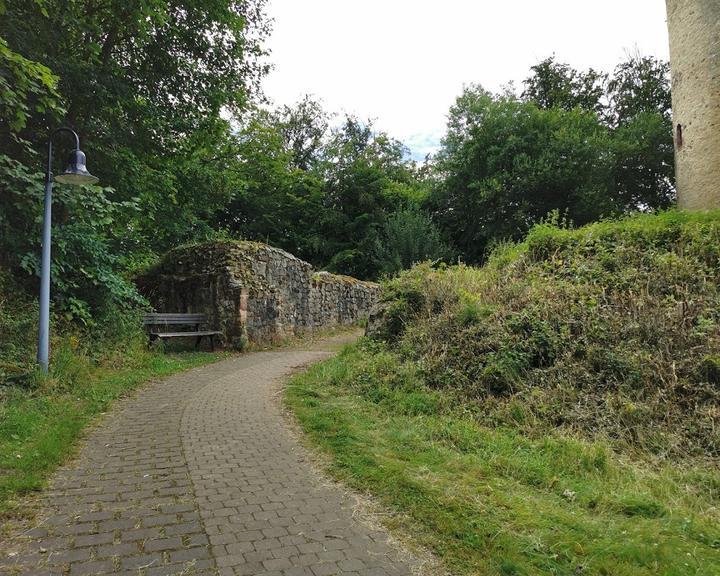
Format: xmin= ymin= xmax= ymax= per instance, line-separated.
xmin=210 ymin=335 xmax=215 ymax=352
xmin=195 ymin=336 xmax=202 ymax=350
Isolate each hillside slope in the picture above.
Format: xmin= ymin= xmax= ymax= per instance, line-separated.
xmin=286 ymin=210 xmax=720 ymax=576
xmin=369 ymin=210 xmax=720 ymax=457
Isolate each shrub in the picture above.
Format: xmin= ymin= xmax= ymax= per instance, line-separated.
xmin=367 ymin=210 xmax=720 ymax=457
xmin=0 ymin=269 xmax=148 ymax=389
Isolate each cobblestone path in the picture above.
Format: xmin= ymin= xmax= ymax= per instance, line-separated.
xmin=1 ymin=341 xmax=417 ymax=576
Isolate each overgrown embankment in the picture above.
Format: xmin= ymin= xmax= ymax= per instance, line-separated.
xmin=371 ymin=210 xmax=720 ymax=457
xmin=286 ymin=210 xmax=720 ymax=576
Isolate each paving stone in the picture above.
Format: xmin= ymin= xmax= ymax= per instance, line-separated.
xmin=184 ymin=533 xmax=209 ymax=546
xmin=95 ymin=542 xmax=139 ymax=558
xmin=120 ymin=553 xmax=164 ymax=570
xmin=98 ymin=518 xmax=135 ymax=531
xmin=120 ymin=527 xmax=161 ymax=542
xmin=0 ymin=346 xmax=420 ymax=576
xmin=339 ymin=559 xmax=366 ymax=571
xmin=45 ymin=547 xmax=93 ymax=564
xmin=68 ymin=560 xmax=114 ymax=575
xmin=264 ymin=557 xmax=293 ymax=571
xmin=165 ymin=521 xmax=203 ymax=536
xmin=143 ymin=537 xmax=183 ymax=552
xmin=73 ymin=533 xmax=114 ymax=548
xmin=143 ymin=514 xmax=178 ymax=527
xmin=168 ymin=546 xmax=210 ymax=563
xmin=312 ymin=562 xmax=340 ymax=576
xmin=76 ymin=511 xmax=114 ymax=522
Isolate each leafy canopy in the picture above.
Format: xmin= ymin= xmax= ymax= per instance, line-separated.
xmin=431 ymin=55 xmax=675 ymax=262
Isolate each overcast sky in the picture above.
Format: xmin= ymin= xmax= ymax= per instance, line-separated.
xmin=262 ymin=0 xmax=670 ymax=159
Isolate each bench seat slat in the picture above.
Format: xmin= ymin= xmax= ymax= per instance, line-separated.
xmin=146 ymin=320 xmax=205 ymax=325
xmin=145 ymin=316 xmax=205 ymax=319
xmin=144 ymin=313 xmax=205 ymax=317
xmin=150 ymin=330 xmax=222 ymax=337
xmin=143 ymin=313 xmax=207 ymax=325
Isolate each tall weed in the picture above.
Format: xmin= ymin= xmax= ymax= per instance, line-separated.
xmin=368 ymin=210 xmax=720 ymax=458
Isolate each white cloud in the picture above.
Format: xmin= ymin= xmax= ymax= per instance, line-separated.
xmin=262 ymin=0 xmax=670 ymax=157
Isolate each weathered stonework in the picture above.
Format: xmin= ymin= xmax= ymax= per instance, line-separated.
xmin=666 ymin=0 xmax=720 ymax=210
xmin=136 ymin=241 xmax=379 ymax=345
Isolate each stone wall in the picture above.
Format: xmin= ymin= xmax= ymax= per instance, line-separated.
xmin=666 ymin=0 xmax=720 ymax=210
xmin=136 ymin=241 xmax=379 ymax=345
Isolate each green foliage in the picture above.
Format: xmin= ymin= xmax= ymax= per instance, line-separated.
xmin=0 ymin=271 xmax=38 ymax=384
xmin=215 ymin=108 xmax=428 ymax=279
xmin=0 ymin=267 xmax=145 ymax=386
xmin=607 ymin=55 xmax=672 ymax=125
xmin=0 ymin=35 xmax=62 ymax=134
xmin=0 ymin=155 xmax=145 ymax=320
xmin=287 ymin=342 xmax=720 ymax=576
xmin=319 ymin=117 xmax=422 ymax=278
xmin=213 ymin=106 xmax=327 ymax=262
xmin=368 ymin=210 xmax=720 ymax=457
xmin=432 ymin=87 xmax=614 ymax=262
xmin=373 ymin=206 xmax=453 ymax=276
xmin=0 ymin=0 xmax=270 ymax=316
xmin=522 ymin=56 xmax=606 ymax=114
xmin=433 ymin=55 xmax=675 ymax=263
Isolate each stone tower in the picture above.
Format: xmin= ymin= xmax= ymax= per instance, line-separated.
xmin=666 ymin=0 xmax=720 ymax=210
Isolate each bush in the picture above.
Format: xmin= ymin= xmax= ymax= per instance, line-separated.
xmin=0 ymin=271 xmax=38 ymax=386
xmin=367 ymin=210 xmax=720 ymax=458
xmin=0 ymin=269 xmax=148 ymax=389
xmin=373 ymin=206 xmax=453 ymax=276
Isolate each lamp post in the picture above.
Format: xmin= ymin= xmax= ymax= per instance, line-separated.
xmin=37 ymin=128 xmax=99 ymax=373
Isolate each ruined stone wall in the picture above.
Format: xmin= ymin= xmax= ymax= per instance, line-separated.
xmin=309 ymin=272 xmax=380 ymax=329
xmin=666 ymin=0 xmax=720 ymax=210
xmin=136 ymin=241 xmax=379 ymax=345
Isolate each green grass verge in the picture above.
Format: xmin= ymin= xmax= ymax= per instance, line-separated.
xmin=0 ymin=350 xmax=226 ymax=518
xmin=286 ymin=342 xmax=720 ymax=576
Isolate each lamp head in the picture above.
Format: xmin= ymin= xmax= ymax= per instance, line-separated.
xmin=54 ymin=149 xmax=99 ymax=185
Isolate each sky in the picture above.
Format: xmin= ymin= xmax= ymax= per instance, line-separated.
xmin=262 ymin=0 xmax=671 ymax=160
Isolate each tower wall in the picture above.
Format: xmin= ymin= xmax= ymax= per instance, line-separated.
xmin=666 ymin=0 xmax=720 ymax=210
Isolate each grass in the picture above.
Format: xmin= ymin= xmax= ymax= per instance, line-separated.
xmin=367 ymin=210 xmax=720 ymax=458
xmin=0 ymin=348 xmax=226 ymax=519
xmin=286 ymin=340 xmax=720 ymax=576
xmin=287 ymin=211 xmax=720 ymax=574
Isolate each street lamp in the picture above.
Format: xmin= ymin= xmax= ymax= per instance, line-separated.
xmin=37 ymin=128 xmax=99 ymax=372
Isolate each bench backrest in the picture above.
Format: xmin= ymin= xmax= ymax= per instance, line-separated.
xmin=143 ymin=313 xmax=207 ymax=326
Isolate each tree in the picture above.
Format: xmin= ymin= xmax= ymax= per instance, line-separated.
xmin=374 ymin=206 xmax=452 ymax=276
xmin=523 ymin=57 xmax=606 ymax=115
xmin=434 ymin=55 xmax=676 ymax=263
xmin=431 ymin=86 xmax=615 ymax=263
xmin=319 ymin=116 xmax=421 ymax=279
xmin=208 ymin=102 xmax=432 ymax=280
xmin=607 ymin=55 xmax=675 ymax=209
xmin=278 ymin=96 xmax=330 ymax=171
xmin=0 ymin=36 xmax=61 ymax=137
xmin=0 ymin=0 xmax=270 ymax=316
xmin=607 ymin=55 xmax=671 ymax=126
xmin=213 ymin=107 xmax=327 ymax=263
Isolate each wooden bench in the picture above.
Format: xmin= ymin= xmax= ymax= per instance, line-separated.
xmin=143 ymin=313 xmax=222 ymax=351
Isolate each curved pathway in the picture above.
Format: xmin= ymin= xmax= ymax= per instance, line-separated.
xmin=1 ymin=338 xmax=417 ymax=576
